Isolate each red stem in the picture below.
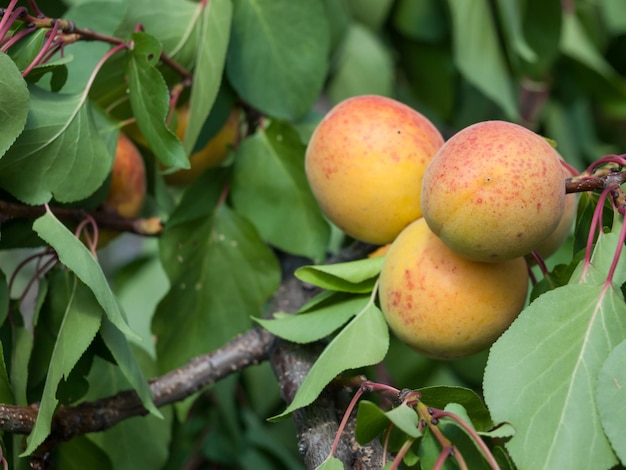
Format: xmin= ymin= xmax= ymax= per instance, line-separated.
xmin=603 ymin=210 xmax=626 ymax=290
xmin=0 ymin=0 xmax=20 ymax=38
xmin=581 ymin=187 xmax=613 ymax=280
xmin=21 ymin=20 xmax=59 ymax=77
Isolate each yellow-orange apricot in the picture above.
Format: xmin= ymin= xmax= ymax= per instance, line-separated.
xmin=164 ymin=105 xmax=240 ymax=186
xmin=305 ymin=95 xmax=444 ymax=244
xmin=103 ymin=133 xmax=146 ymax=218
xmin=421 ymin=120 xmax=565 ymax=262
xmin=378 ymin=218 xmax=529 ymax=359
xmin=531 ymin=163 xmax=578 ymax=259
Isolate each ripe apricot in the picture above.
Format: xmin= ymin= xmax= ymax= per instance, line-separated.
xmin=164 ymin=105 xmax=240 ymax=186
xmin=305 ymin=95 xmax=444 ymax=244
xmin=531 ymin=163 xmax=578 ymax=259
xmin=103 ymin=132 xmax=146 ymax=218
xmin=421 ymin=120 xmax=565 ymax=262
xmin=378 ymin=218 xmax=528 ymax=359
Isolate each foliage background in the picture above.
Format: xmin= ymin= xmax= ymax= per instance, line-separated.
xmin=2 ymin=0 xmax=626 ymax=468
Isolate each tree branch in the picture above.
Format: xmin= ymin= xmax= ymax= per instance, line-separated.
xmin=0 ymin=200 xmax=162 ymax=236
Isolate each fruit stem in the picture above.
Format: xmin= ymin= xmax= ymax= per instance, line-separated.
xmin=388 ymin=437 xmax=416 ymax=470
xmin=581 ymin=186 xmax=612 ymax=280
xmin=431 ymin=409 xmax=501 ymax=470
xmin=603 ymin=210 xmax=626 ymax=290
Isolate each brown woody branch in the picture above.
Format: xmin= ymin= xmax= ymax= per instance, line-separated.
xmin=565 ymin=171 xmax=626 ymax=193
xmin=0 ymin=200 xmax=162 ymax=236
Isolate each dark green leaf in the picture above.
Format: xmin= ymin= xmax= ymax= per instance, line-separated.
xmin=0 ymin=86 xmax=112 ymax=204
xmin=0 ymin=342 xmax=14 ymax=405
xmin=56 ymin=435 xmax=113 ymax=470
xmin=61 ymin=1 xmax=125 ymax=93
xmin=446 ymin=0 xmax=518 ymax=119
xmin=23 ymin=278 xmax=103 ymax=456
xmin=391 ymin=0 xmax=447 ymax=42
xmin=355 ymin=400 xmax=392 ymax=444
xmin=295 ymin=257 xmax=384 ymax=293
xmin=6 ymin=28 xmax=46 ymax=71
xmin=24 ymin=55 xmax=71 ymax=92
xmin=154 ymin=205 xmax=280 ymax=374
xmin=596 ymin=339 xmax=626 ymax=465
xmin=255 ymin=295 xmax=369 ymax=343
xmin=560 ymin=12 xmax=623 ymax=88
xmin=272 ymin=303 xmax=388 ymax=419
xmin=84 ymin=353 xmax=172 ymax=469
xmin=231 ymin=121 xmax=330 ymax=261
xmin=119 ymin=0 xmax=200 ymax=68
xmin=418 ymin=386 xmax=493 ymax=432
xmin=32 ymin=211 xmax=138 ymax=340
xmin=184 ymin=0 xmax=232 ymax=155
xmin=0 ymin=52 xmax=29 ymax=158
xmin=327 ymin=23 xmax=394 ymax=104
xmin=99 ymin=317 xmax=160 ymax=418
xmin=227 ymin=0 xmax=330 ymax=119
xmin=127 ymin=32 xmax=188 ymax=170
xmin=345 ymin=0 xmax=393 ymax=31
xmin=0 ymin=270 xmax=8 ymax=326
xmin=519 ymin=0 xmax=562 ymax=79
xmin=494 ymin=0 xmax=536 ymax=63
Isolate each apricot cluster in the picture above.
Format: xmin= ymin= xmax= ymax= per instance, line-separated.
xmin=306 ymin=96 xmax=573 ymax=359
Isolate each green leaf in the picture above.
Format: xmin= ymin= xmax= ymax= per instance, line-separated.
xmin=231 ymin=120 xmax=330 ymax=261
xmin=316 ymin=457 xmax=344 ymax=470
xmin=0 ymin=270 xmax=8 ymax=326
xmin=560 ymin=12 xmax=622 ymax=87
xmin=85 ymin=353 xmax=171 ymax=469
xmin=327 ymin=23 xmax=394 ymax=104
xmin=0 ymin=86 xmax=112 ymax=204
xmin=483 ymin=283 xmax=626 ymax=469
xmin=385 ymin=404 xmax=420 ymax=438
xmin=494 ymin=0 xmax=536 ymax=63
xmin=596 ymin=339 xmax=626 ymax=465
xmin=153 ymin=204 xmax=280 ymax=374
xmin=119 ymin=0 xmax=200 ymax=68
xmin=272 ymin=302 xmax=388 ymax=419
xmin=183 ymin=0 xmax=232 ymax=155
xmin=24 ymin=55 xmax=71 ymax=92
xmin=255 ymin=294 xmax=369 ymax=344
xmin=355 ymin=400 xmax=392 ymax=444
xmin=0 ymin=52 xmax=29 ymax=158
xmin=226 ymin=0 xmax=330 ymax=120
xmin=446 ymin=0 xmax=518 ymax=119
xmin=23 ymin=277 xmax=103 ymax=456
xmin=0 ymin=342 xmax=14 ymax=405
xmin=6 ymin=28 xmax=46 ymax=71
xmin=57 ymin=435 xmax=113 ymax=470
xmin=344 ymin=0 xmax=394 ymax=31
xmin=295 ymin=257 xmax=384 ymax=293
xmin=32 ymin=211 xmax=138 ymax=340
xmin=100 ymin=316 xmax=160 ymax=418
xmin=391 ymin=0 xmax=448 ymax=42
xmin=518 ymin=0 xmax=562 ymax=79
xmin=418 ymin=386 xmax=493 ymax=432
xmin=127 ymin=32 xmax=188 ymax=170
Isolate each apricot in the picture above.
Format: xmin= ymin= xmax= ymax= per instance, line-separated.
xmin=421 ymin=120 xmax=565 ymax=262
xmin=531 ymin=164 xmax=578 ymax=259
xmin=164 ymin=105 xmax=240 ymax=186
xmin=305 ymin=95 xmax=444 ymax=244
xmin=103 ymin=132 xmax=146 ymax=218
xmin=378 ymin=218 xmax=528 ymax=359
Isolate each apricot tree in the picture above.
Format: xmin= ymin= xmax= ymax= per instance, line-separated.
xmin=1 ymin=1 xmax=626 ymax=470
